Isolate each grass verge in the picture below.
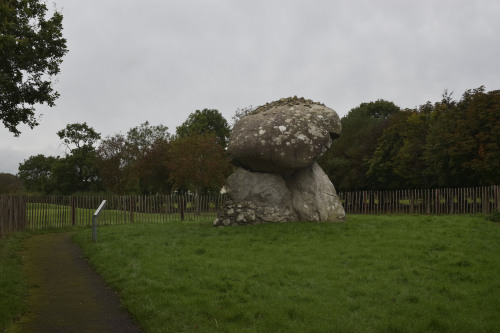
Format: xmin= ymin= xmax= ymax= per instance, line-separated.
xmin=72 ymin=215 xmax=500 ymax=332
xmin=0 ymin=232 xmax=29 ymax=331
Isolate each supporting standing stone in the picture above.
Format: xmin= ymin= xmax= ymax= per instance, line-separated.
xmin=213 ymin=168 xmax=298 ymax=226
xmin=285 ymin=163 xmax=346 ymax=222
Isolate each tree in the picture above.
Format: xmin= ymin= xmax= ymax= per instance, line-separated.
xmin=125 ymin=121 xmax=170 ymax=194
xmin=95 ymin=134 xmax=129 ymax=194
xmin=57 ymin=122 xmax=101 ymax=151
xmin=391 ymin=107 xmax=432 ymax=188
xmin=365 ymin=110 xmax=416 ymax=190
xmin=53 ymin=123 xmax=102 ymax=194
xmin=166 ymin=133 xmax=233 ymax=194
xmin=0 ymin=172 xmax=21 ymax=193
xmin=453 ymin=88 xmax=500 ymax=185
xmin=125 ymin=121 xmax=170 ymax=156
xmin=49 ymin=156 xmax=79 ymax=194
xmin=18 ymin=154 xmax=57 ymax=193
xmin=50 ymin=150 xmax=103 ymax=194
xmin=318 ymin=100 xmax=400 ymax=190
xmin=176 ymin=109 xmax=230 ymax=148
xmin=135 ymin=138 xmax=173 ymax=194
xmin=366 ymin=86 xmax=499 ymax=189
xmin=1 ymin=0 xmax=68 ymax=136
xmin=424 ymin=86 xmax=500 ymax=187
xmin=95 ymin=121 xmax=171 ymax=194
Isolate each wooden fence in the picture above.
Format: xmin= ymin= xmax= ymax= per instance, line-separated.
xmin=0 ymin=195 xmax=27 ymax=237
xmin=339 ymin=186 xmax=500 ymax=215
xmin=0 ymin=194 xmax=226 ymax=237
xmin=1 ymin=186 xmax=499 ymax=237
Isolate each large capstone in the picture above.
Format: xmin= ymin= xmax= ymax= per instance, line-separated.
xmin=228 ymin=97 xmax=341 ymax=173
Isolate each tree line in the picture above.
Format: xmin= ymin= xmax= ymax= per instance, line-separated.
xmin=318 ymin=86 xmax=499 ymax=191
xmin=15 ymin=109 xmax=233 ymax=195
xmin=2 ymin=86 xmax=498 ymax=195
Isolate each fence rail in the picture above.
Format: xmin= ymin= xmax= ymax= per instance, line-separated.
xmin=1 ymin=186 xmax=499 ymax=237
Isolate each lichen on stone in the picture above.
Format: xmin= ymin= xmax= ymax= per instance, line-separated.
xmin=251 ymin=96 xmax=325 ymax=115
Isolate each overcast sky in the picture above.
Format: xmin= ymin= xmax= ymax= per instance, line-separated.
xmin=1 ymin=0 xmax=499 ymax=174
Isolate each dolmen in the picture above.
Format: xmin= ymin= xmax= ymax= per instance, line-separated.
xmin=214 ymin=96 xmax=346 ymax=226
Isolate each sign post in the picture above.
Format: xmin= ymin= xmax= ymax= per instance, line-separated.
xmin=92 ymin=200 xmax=107 ymax=242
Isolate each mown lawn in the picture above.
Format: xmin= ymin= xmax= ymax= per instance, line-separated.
xmin=69 ymin=215 xmax=500 ymax=332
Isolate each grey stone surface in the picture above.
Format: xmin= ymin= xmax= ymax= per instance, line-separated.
xmin=213 ymin=200 xmax=298 ymax=226
xmin=286 ymin=162 xmax=346 ymax=222
xmin=226 ymin=167 xmax=292 ymax=205
xmin=214 ymin=97 xmax=346 ymax=227
xmin=213 ymin=168 xmax=298 ymax=226
xmin=213 ymin=165 xmax=345 ymax=226
xmin=228 ymin=97 xmax=341 ymax=173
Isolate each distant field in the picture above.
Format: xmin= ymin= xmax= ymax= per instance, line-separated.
xmin=23 ymin=201 xmax=217 ymax=229
xmin=69 ymin=215 xmax=500 ymax=333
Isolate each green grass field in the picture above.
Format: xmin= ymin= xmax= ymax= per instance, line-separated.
xmin=67 ymin=215 xmax=500 ymax=332
xmin=0 ymin=226 xmax=83 ymax=331
xmin=0 ymin=232 xmax=29 ymax=331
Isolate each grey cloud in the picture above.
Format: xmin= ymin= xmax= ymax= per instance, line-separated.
xmin=0 ymin=0 xmax=499 ymax=174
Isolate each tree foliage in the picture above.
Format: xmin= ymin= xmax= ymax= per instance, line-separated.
xmin=95 ymin=134 xmax=129 ymax=194
xmin=166 ymin=133 xmax=233 ymax=194
xmin=320 ymin=87 xmax=499 ymax=190
xmin=366 ymin=107 xmax=432 ymax=189
xmin=18 ymin=154 xmax=57 ymax=193
xmin=19 ymin=123 xmax=103 ymax=194
xmin=57 ymin=122 xmax=101 ymax=151
xmin=318 ymin=100 xmax=400 ymax=191
xmin=51 ymin=146 xmax=102 ymax=194
xmin=15 ymin=87 xmax=498 ymax=194
xmin=0 ymin=172 xmax=21 ymax=193
xmin=422 ymin=87 xmax=500 ymax=187
xmin=136 ymin=138 xmax=173 ymax=194
xmin=176 ymin=109 xmax=230 ymax=148
xmin=52 ymin=123 xmax=102 ymax=194
xmin=0 ymin=0 xmax=68 ymax=136
xmin=95 ymin=121 xmax=171 ymax=194
xmin=365 ymin=87 xmax=499 ymax=189
xmin=125 ymin=121 xmax=170 ymax=158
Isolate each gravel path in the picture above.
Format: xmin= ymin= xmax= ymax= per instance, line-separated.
xmin=9 ymin=232 xmax=142 ymax=333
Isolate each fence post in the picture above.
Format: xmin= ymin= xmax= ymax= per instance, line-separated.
xmin=495 ymin=185 xmax=499 ymax=212
xmin=71 ymin=196 xmax=76 ymax=226
xmin=129 ymin=195 xmax=133 ymax=223
xmin=363 ymin=191 xmax=367 ymax=214
xmin=482 ymin=187 xmax=488 ymax=214
xmin=410 ymin=190 xmax=414 ymax=214
xmin=435 ymin=189 xmax=439 ymax=215
xmin=179 ymin=195 xmax=185 ymax=221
